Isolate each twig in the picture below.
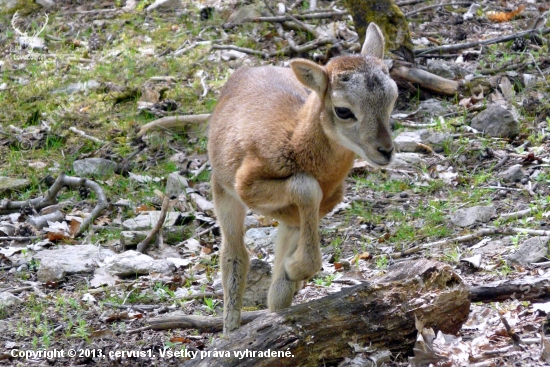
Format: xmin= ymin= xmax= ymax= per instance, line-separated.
xmin=136 ymin=194 xmax=171 ymax=253
xmin=489 ymin=155 xmax=509 ymax=172
xmin=0 ymin=236 xmax=41 ymax=241
xmin=499 ymin=314 xmax=524 ymax=345
xmin=405 ymin=2 xmax=473 ymax=17
xmin=199 ymin=73 xmax=209 ymax=98
xmin=137 ymin=114 xmax=210 ymax=137
xmin=223 ymin=11 xmax=347 ymax=28
xmin=396 ymin=0 xmax=427 ymax=5
xmin=385 ymin=226 xmax=550 ymax=259
xmin=416 ymin=27 xmax=550 ymax=56
xmin=191 ymin=160 xmax=209 ymax=180
xmin=69 ymin=126 xmax=106 ymax=144
xmin=527 ymin=52 xmax=549 ymax=87
xmin=176 ymin=224 xmax=219 ymax=248
xmin=398 ymin=121 xmax=437 ymax=128
xmin=0 ymin=173 xmax=109 ymax=237
xmin=500 ymin=206 xmax=542 ymax=221
xmin=180 ymin=291 xmax=223 ymax=301
xmin=211 ymin=44 xmax=271 ymax=59
xmin=144 ymin=310 xmax=267 ymax=332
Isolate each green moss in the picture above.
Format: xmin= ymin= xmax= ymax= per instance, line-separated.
xmin=343 ymin=0 xmax=414 ymax=56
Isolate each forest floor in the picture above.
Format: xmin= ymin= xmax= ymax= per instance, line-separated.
xmin=1 ymin=0 xmax=550 ymax=366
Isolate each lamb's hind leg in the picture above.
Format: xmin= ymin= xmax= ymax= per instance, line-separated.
xmin=268 ymin=223 xmax=301 ymax=311
xmin=212 ymin=180 xmax=248 ymax=334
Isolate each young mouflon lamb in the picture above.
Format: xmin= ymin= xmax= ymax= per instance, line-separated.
xmin=208 ymin=23 xmax=398 ymax=333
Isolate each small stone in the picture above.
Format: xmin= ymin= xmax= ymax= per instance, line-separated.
xmin=104 ymin=250 xmax=174 ymax=276
xmin=399 ymin=192 xmax=409 ymax=198
xmin=450 ymin=205 xmax=495 ymax=227
xmin=242 ymin=259 xmax=271 ymax=307
xmin=0 ymin=292 xmax=22 ymax=308
xmin=500 ymin=164 xmax=526 ymax=183
xmin=146 ymin=0 xmax=182 ymax=11
xmin=470 ymin=105 xmax=519 ymax=138
xmin=73 ymin=158 xmax=117 ymax=178
xmin=0 ymin=177 xmax=30 ymax=194
xmin=507 ymin=236 xmax=550 ymax=266
xmin=36 ymin=0 xmax=55 ymax=8
xmin=165 ymin=172 xmax=188 ymax=198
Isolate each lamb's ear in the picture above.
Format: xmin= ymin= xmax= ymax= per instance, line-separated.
xmin=361 ymin=23 xmax=385 ymax=59
xmin=290 ymin=59 xmax=328 ymax=96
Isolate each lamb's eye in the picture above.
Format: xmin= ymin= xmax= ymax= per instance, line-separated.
xmin=335 ymin=107 xmax=355 ymax=120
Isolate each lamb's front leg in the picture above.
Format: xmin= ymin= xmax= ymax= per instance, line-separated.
xmin=283 ymin=173 xmax=323 ymax=281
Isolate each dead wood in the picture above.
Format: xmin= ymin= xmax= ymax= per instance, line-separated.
xmin=148 ymin=310 xmax=266 ymax=334
xmin=404 ymin=2 xmax=473 ymax=17
xmin=390 ymin=63 xmax=460 ymax=95
xmin=222 ymin=11 xmax=348 ymax=29
xmin=136 ymin=194 xmax=171 ymax=253
xmin=136 ymin=114 xmax=210 ymax=137
xmin=153 ymin=259 xmax=469 ymax=366
xmin=470 ymin=273 xmax=550 ymax=303
xmin=416 ymin=27 xmax=550 ymax=56
xmin=385 ymin=226 xmax=550 ymax=259
xmin=0 ymin=173 xmax=108 ymax=237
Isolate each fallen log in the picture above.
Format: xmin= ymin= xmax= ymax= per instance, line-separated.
xmin=164 ymin=259 xmax=470 ymax=366
xmin=470 ymin=273 xmax=550 ymax=303
xmin=390 ymin=64 xmax=460 ymax=95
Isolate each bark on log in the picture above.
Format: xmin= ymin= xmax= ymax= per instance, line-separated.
xmin=180 ymin=259 xmax=470 ymax=366
xmin=390 ymin=64 xmax=460 ymax=95
xmin=470 ymin=273 xmax=550 ymax=303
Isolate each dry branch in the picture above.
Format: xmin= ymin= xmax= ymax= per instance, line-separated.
xmin=222 ymin=11 xmax=348 ymax=28
xmin=387 ymin=226 xmax=550 ymax=259
xmin=416 ymin=27 xmax=550 ymax=56
xmin=0 ymin=173 xmax=108 ymax=237
xmin=136 ymin=194 xmax=171 ymax=253
xmin=470 ymin=273 xmax=550 ymax=303
xmin=390 ymin=64 xmax=460 ymax=95
xmin=404 ymin=2 xmax=473 ymax=17
xmin=137 ymin=114 xmax=210 ymax=137
xmin=154 ymin=260 xmax=469 ymax=366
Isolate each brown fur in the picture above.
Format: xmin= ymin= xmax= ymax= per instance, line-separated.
xmin=208 ymin=23 xmax=398 ymax=333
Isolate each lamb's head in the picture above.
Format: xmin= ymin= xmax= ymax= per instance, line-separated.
xmin=290 ymin=23 xmax=398 ymax=167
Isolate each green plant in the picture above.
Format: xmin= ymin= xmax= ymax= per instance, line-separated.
xmin=375 ymin=255 xmax=388 ymax=269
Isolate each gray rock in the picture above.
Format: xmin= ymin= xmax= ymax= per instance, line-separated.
xmin=122 ymin=211 xmax=181 ymax=230
xmin=244 ymin=215 xmax=261 ymax=229
xmin=394 ymin=131 xmax=422 ymax=152
xmin=245 ymin=227 xmax=278 ymax=249
xmin=37 ymin=263 xmax=66 ymax=283
xmin=165 ymin=172 xmax=188 ymax=198
xmin=227 ymin=4 xmax=264 ymax=24
xmin=450 ymin=205 xmax=495 ymax=227
xmin=426 ymin=60 xmax=468 ymax=80
xmin=146 ymin=0 xmax=182 ymax=11
xmin=507 ymin=236 xmax=550 ymax=266
xmin=500 ymin=164 xmax=526 ymax=183
xmin=394 ymin=129 xmax=452 ymax=153
xmin=0 ymin=292 xmax=22 ymax=308
xmin=53 ymin=80 xmax=100 ymax=95
xmin=189 ymin=193 xmax=214 ymax=212
xmin=73 ymin=158 xmax=117 ymax=178
xmin=34 ymin=245 xmax=116 ymax=283
xmin=36 ymin=0 xmax=55 ymax=8
xmin=0 ymin=0 xmax=17 ymax=11
xmin=0 ymin=177 xmax=30 ymax=193
xmin=419 ymin=98 xmax=447 ymax=116
xmin=470 ymin=105 xmax=519 ymax=138
xmin=104 ymin=250 xmax=174 ymax=276
xmin=242 ymin=259 xmax=271 ymax=307
xmin=388 ymin=152 xmax=426 ymax=170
